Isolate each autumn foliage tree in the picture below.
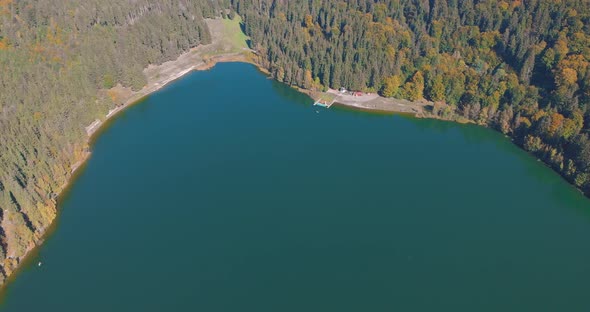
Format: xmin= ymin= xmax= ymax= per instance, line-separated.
xmin=380 ymin=75 xmax=401 ymax=98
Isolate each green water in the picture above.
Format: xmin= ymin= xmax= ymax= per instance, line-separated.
xmin=2 ymin=63 xmax=590 ymax=311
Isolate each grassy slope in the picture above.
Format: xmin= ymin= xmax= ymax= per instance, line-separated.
xmin=219 ymin=16 xmax=250 ymax=53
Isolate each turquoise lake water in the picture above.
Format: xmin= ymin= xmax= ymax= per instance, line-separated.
xmin=1 ymin=62 xmax=590 ymax=311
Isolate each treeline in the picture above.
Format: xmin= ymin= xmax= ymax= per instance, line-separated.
xmin=0 ymin=0 xmax=227 ymax=281
xmin=231 ymin=0 xmax=590 ymax=194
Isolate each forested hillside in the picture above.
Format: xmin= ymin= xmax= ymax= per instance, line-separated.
xmin=232 ymin=0 xmax=590 ymax=193
xmin=0 ymin=0 xmax=229 ymax=283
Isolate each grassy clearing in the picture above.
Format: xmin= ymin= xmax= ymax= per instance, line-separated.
xmin=220 ymin=16 xmax=250 ymax=53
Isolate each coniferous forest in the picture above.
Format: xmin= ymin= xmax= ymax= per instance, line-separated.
xmin=1 ymin=0 xmax=590 ymax=286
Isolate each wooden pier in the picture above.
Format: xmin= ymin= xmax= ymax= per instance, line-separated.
xmin=313 ymin=98 xmax=336 ymax=108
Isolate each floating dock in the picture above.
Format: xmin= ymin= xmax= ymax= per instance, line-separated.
xmin=313 ymin=99 xmax=335 ymax=108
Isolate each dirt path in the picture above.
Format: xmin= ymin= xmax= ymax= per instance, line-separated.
xmin=319 ymin=89 xmax=430 ymax=115
xmin=83 ymin=18 xmax=249 ymax=138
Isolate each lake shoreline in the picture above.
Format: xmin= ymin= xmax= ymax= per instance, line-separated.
xmin=0 ymin=15 xmax=258 ymax=293
xmin=305 ymin=88 xmax=430 ymax=116
xmin=82 ymin=52 xmax=255 ymax=149
xmin=275 ymin=72 xmax=587 ymax=198
xmin=0 ymin=51 xmax=256 ymax=296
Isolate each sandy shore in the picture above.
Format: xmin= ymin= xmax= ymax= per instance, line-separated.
xmin=84 ymin=64 xmax=199 ymax=138
xmin=310 ymin=89 xmax=431 ymax=115
xmin=71 ymin=62 xmax=201 ymax=173
xmin=72 ymin=52 xmax=249 ymax=175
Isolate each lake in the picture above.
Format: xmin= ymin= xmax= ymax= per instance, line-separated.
xmin=2 ymin=62 xmax=590 ymax=311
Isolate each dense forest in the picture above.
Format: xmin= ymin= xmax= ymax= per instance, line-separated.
xmin=231 ymin=0 xmax=590 ymax=194
xmin=0 ymin=0 xmax=230 ymax=282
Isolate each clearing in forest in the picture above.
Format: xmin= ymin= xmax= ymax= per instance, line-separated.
xmin=207 ymin=15 xmax=251 ymax=55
